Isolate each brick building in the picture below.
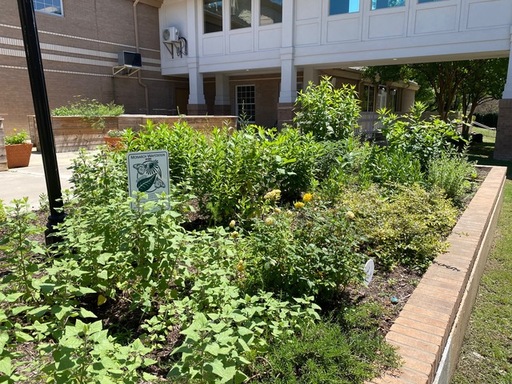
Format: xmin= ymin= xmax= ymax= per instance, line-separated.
xmin=0 ymin=0 xmax=180 ymax=133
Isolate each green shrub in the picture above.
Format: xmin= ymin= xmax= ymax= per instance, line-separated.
xmin=241 ymin=197 xmax=365 ymax=299
xmin=124 ymin=120 xmax=208 ymax=187
xmin=340 ymin=184 xmax=458 ymax=271
xmin=361 ymin=145 xmax=424 ymax=187
xmin=252 ymin=304 xmax=399 ymax=384
xmin=294 ymin=77 xmax=361 ymax=141
xmin=52 ymin=96 xmax=124 ymax=117
xmin=192 ymin=125 xmax=321 ymax=224
xmin=0 ymin=199 xmax=5 ymax=222
xmin=52 ymin=96 xmax=124 ymax=129
xmin=427 ymin=154 xmax=477 ymax=205
xmin=379 ymin=102 xmax=463 ymax=170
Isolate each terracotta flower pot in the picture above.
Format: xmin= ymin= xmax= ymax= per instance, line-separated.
xmin=104 ymin=136 xmax=123 ymax=150
xmin=5 ymin=143 xmax=33 ymax=168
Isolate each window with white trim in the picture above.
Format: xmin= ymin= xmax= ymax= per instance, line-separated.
xmin=34 ymin=0 xmax=63 ymax=16
xmin=371 ymin=0 xmax=405 ymax=10
xmin=204 ymin=0 xmax=223 ymax=33
xmin=231 ymin=0 xmax=252 ymax=29
xmin=236 ymin=85 xmax=256 ymax=123
xmin=330 ymin=0 xmax=360 ymax=15
xmin=260 ymin=0 xmax=282 ymax=25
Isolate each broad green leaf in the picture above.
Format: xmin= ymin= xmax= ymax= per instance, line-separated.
xmin=0 ymin=356 xmax=12 ymax=375
xmin=79 ymin=308 xmax=98 ymax=319
xmin=204 ymin=342 xmax=221 ymax=356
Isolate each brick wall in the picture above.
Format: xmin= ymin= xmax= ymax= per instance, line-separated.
xmin=0 ymin=117 xmax=7 ymax=171
xmin=0 ymin=0 xmax=174 ymax=134
xmin=28 ymin=115 xmax=238 ymax=152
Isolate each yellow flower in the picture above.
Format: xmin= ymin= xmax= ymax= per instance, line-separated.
xmin=231 ymin=231 xmax=239 ymax=239
xmin=345 ymin=211 xmax=355 ymax=220
xmin=302 ymin=193 xmax=313 ymax=203
xmin=265 ymin=217 xmax=275 ymax=226
xmin=274 ymin=207 xmax=281 ymax=213
xmin=229 ymin=220 xmax=236 ymax=228
xmin=294 ymin=201 xmax=305 ymax=209
xmin=236 ymin=261 xmax=245 ymax=272
xmin=264 ymin=189 xmax=281 ymax=201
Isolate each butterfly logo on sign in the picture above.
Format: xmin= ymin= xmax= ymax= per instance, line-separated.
xmin=133 ymin=159 xmax=166 ymax=193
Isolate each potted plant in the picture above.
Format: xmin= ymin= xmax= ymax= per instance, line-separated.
xmin=4 ymin=129 xmax=32 ymax=168
xmin=104 ymin=129 xmax=126 ymax=149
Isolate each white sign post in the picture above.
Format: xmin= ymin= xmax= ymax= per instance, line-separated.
xmin=127 ymin=150 xmax=170 ymax=207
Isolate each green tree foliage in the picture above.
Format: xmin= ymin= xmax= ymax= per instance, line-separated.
xmin=363 ymin=59 xmax=508 ymax=134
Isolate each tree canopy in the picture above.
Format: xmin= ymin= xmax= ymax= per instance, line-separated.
xmin=362 ymin=59 xmax=508 ymax=135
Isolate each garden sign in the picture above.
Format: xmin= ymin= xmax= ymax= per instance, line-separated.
xmin=127 ymin=150 xmax=170 ymax=208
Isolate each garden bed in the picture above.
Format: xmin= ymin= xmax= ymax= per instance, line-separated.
xmin=368 ymin=165 xmax=507 ymax=384
xmin=27 ymin=115 xmax=237 ymax=152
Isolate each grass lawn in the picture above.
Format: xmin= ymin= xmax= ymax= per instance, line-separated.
xmin=451 ymin=128 xmax=512 ymax=383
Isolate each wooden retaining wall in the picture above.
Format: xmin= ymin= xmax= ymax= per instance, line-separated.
xmin=28 ymin=115 xmax=238 ymax=152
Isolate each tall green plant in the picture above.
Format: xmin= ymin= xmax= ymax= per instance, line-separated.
xmin=294 ymin=77 xmax=361 ymax=141
xmin=378 ymin=102 xmax=463 ymax=170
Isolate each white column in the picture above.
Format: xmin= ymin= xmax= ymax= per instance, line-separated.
xmin=188 ymin=59 xmax=206 ymax=106
xmin=279 ymin=0 xmax=296 ymax=104
xmin=279 ymin=50 xmax=296 ymax=103
xmin=303 ymin=67 xmax=319 ymax=89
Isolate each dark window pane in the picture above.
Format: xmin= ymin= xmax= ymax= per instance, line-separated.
xmin=231 ymin=0 xmax=252 ymax=30
xmin=204 ymin=0 xmax=223 ymax=33
xmin=260 ymin=0 xmax=282 ymax=25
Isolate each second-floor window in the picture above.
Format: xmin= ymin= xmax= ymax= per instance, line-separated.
xmin=330 ymin=0 xmax=360 ymax=15
xmin=34 ymin=0 xmax=63 ymax=16
xmin=204 ymin=0 xmax=223 ymax=33
xmin=260 ymin=0 xmax=282 ymax=25
xmin=371 ymin=0 xmax=405 ymax=10
xmin=231 ymin=0 xmax=252 ymax=30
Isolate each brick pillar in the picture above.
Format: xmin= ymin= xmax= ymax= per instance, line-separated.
xmin=187 ymin=104 xmax=208 ymax=115
xmin=277 ymin=103 xmax=294 ymax=129
xmin=0 ymin=117 xmax=7 ymax=171
xmin=214 ymin=104 xmax=231 ymax=115
xmin=494 ymin=99 xmax=512 ymax=161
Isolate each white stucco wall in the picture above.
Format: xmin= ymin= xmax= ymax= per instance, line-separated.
xmin=160 ymin=0 xmax=512 ymax=76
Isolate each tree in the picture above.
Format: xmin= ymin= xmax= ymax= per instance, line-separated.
xmin=363 ymin=59 xmax=508 ymax=136
xmin=459 ymin=59 xmax=507 ymax=127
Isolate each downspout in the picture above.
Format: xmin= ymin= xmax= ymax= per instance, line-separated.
xmin=133 ymin=0 xmax=150 ymax=114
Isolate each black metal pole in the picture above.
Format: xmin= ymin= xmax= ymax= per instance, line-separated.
xmin=17 ymin=0 xmax=65 ymax=245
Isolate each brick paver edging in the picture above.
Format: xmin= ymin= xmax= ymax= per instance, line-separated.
xmin=368 ymin=165 xmax=507 ymax=384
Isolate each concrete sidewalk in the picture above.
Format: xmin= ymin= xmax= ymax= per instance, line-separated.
xmin=0 ymin=149 xmax=85 ymax=209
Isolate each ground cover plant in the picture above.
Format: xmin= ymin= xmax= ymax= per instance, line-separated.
xmin=0 ymin=78 xmax=481 ymax=383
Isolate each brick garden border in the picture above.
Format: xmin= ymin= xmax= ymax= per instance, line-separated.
xmin=369 ymin=165 xmax=507 ymax=384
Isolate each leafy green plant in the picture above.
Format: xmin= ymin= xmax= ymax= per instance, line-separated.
xmin=378 ymin=102 xmax=463 ymax=170
xmin=361 ymin=145 xmax=424 ymax=187
xmin=4 ymin=129 xmax=30 ymax=145
xmin=52 ymin=96 xmax=124 ymax=129
xmin=294 ymin=76 xmax=360 ymax=141
xmin=252 ymin=304 xmax=399 ymax=384
xmin=0 ymin=199 xmax=45 ymax=301
xmin=427 ymin=154 xmax=477 ymax=205
xmin=339 ymin=184 xmax=458 ymax=271
xmin=242 ymin=195 xmax=365 ymax=299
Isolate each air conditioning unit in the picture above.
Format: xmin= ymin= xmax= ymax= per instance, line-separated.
xmin=163 ymin=27 xmax=179 ymax=43
xmin=118 ymin=51 xmax=142 ymax=68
